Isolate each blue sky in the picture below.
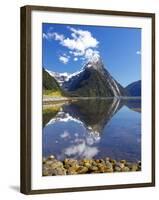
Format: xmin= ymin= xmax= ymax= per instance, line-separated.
xmin=42 ymin=23 xmax=141 ymax=87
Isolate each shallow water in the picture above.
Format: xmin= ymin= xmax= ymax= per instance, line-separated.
xmin=42 ymin=98 xmax=141 ymax=162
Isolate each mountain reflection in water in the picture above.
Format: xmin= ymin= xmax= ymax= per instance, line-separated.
xmin=43 ymin=98 xmax=141 ymax=162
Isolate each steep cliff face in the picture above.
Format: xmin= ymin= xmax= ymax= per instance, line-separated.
xmin=62 ymin=58 xmax=127 ymax=97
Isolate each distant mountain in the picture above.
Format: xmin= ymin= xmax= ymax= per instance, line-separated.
xmin=45 ymin=69 xmax=70 ymax=86
xmin=47 ymin=58 xmax=127 ymax=97
xmin=43 ymin=68 xmax=64 ymax=95
xmin=125 ymin=80 xmax=141 ymax=97
xmin=46 ymin=69 xmax=84 ymax=87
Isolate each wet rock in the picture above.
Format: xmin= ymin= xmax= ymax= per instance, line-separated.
xmin=50 ymin=161 xmax=63 ymax=169
xmin=137 ymin=162 xmax=141 ymax=171
xmin=114 ymin=166 xmax=121 ymax=172
xmin=121 ymin=167 xmax=130 ymax=172
xmin=67 ymin=169 xmax=77 ymax=175
xmin=120 ymin=160 xmax=127 ymax=164
xmin=69 ymin=165 xmax=80 ymax=172
xmin=105 ymin=157 xmax=110 ymax=162
xmin=116 ymin=162 xmax=125 ymax=169
xmin=51 ymin=168 xmax=67 ymax=175
xmin=99 ymin=159 xmax=105 ymax=164
xmin=77 ymin=166 xmax=88 ymax=174
xmin=99 ymin=165 xmax=113 ymax=173
xmin=89 ymin=166 xmax=99 ymax=171
xmin=83 ymin=159 xmax=91 ymax=163
xmin=43 ymin=156 xmax=141 ymax=176
xmin=105 ymin=161 xmax=113 ymax=169
xmin=45 ymin=160 xmax=54 ymax=166
xmin=110 ymin=159 xmax=116 ymax=165
xmin=97 ymin=161 xmax=113 ymax=173
xmin=48 ymin=155 xmax=55 ymax=160
xmin=98 ymin=165 xmax=107 ymax=173
xmin=105 ymin=168 xmax=113 ymax=173
xmin=43 ymin=167 xmax=54 ymax=176
xmin=138 ymin=161 xmax=141 ymax=167
xmin=92 ymin=160 xmax=98 ymax=166
xmin=42 ymin=157 xmax=47 ymax=164
xmin=84 ymin=162 xmax=92 ymax=168
xmin=131 ymin=164 xmax=138 ymax=171
xmin=43 ymin=168 xmax=49 ymax=176
xmin=64 ymin=159 xmax=79 ymax=169
xmin=125 ymin=162 xmax=132 ymax=168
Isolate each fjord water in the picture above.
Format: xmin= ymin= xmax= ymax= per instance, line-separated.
xmin=43 ymin=98 xmax=141 ymax=162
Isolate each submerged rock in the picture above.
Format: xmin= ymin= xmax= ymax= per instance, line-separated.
xmin=77 ymin=166 xmax=89 ymax=174
xmin=121 ymin=167 xmax=130 ymax=172
xmin=114 ymin=166 xmax=121 ymax=172
xmin=42 ymin=155 xmax=141 ymax=176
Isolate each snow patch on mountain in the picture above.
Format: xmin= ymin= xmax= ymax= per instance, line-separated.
xmin=45 ymin=68 xmax=84 ymax=86
xmin=46 ymin=112 xmax=83 ymax=126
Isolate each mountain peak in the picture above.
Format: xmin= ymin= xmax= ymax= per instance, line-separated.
xmin=83 ymin=57 xmax=105 ymax=73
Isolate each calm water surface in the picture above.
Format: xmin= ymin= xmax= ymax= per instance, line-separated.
xmin=43 ymin=98 xmax=141 ymax=162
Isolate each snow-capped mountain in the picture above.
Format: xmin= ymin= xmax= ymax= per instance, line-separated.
xmin=44 ymin=57 xmax=127 ymax=97
xmin=45 ymin=69 xmax=84 ymax=87
xmin=45 ymin=69 xmax=70 ymax=86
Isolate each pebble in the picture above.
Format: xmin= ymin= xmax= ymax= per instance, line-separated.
xmin=42 ymin=155 xmax=141 ymax=176
xmin=131 ymin=164 xmax=138 ymax=171
xmin=115 ymin=162 xmax=125 ymax=169
xmin=120 ymin=160 xmax=127 ymax=164
xmin=48 ymin=155 xmax=55 ymax=160
xmin=77 ymin=166 xmax=88 ymax=174
xmin=114 ymin=166 xmax=121 ymax=172
xmin=121 ymin=167 xmax=130 ymax=172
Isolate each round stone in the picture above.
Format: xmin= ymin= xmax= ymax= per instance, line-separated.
xmin=120 ymin=160 xmax=126 ymax=164
xmin=114 ymin=166 xmax=121 ymax=172
xmin=48 ymin=155 xmax=55 ymax=160
xmin=121 ymin=167 xmax=130 ymax=172
xmin=116 ymin=162 xmax=125 ymax=169
xmin=77 ymin=166 xmax=88 ymax=174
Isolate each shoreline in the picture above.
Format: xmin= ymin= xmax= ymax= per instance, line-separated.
xmin=43 ymin=155 xmax=141 ymax=176
xmin=43 ymin=96 xmax=141 ymax=103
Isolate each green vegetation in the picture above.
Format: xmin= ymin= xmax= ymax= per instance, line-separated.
xmin=43 ymin=105 xmax=61 ymax=126
xmin=43 ymin=90 xmax=63 ymax=97
xmin=43 ymin=68 xmax=64 ymax=97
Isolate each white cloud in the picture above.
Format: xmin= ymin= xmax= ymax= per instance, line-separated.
xmin=53 ymin=32 xmax=65 ymax=41
xmin=74 ymin=57 xmax=78 ymax=61
xmin=85 ymin=49 xmax=100 ymax=63
xmin=60 ymin=131 xmax=70 ymax=138
xmin=65 ymin=142 xmax=85 ymax=156
xmin=61 ymin=27 xmax=99 ymax=55
xmin=83 ymin=146 xmax=99 ymax=158
xmin=69 ymin=50 xmax=84 ymax=57
xmin=43 ymin=32 xmax=64 ymax=41
xmin=64 ymin=141 xmax=99 ymax=159
xmin=44 ymin=27 xmax=100 ymax=62
xmin=42 ymin=33 xmax=48 ymax=39
xmin=59 ymin=55 xmax=69 ymax=64
xmin=136 ymin=50 xmax=141 ymax=55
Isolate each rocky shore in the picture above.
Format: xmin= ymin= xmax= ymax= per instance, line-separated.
xmin=43 ymin=155 xmax=141 ymax=176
